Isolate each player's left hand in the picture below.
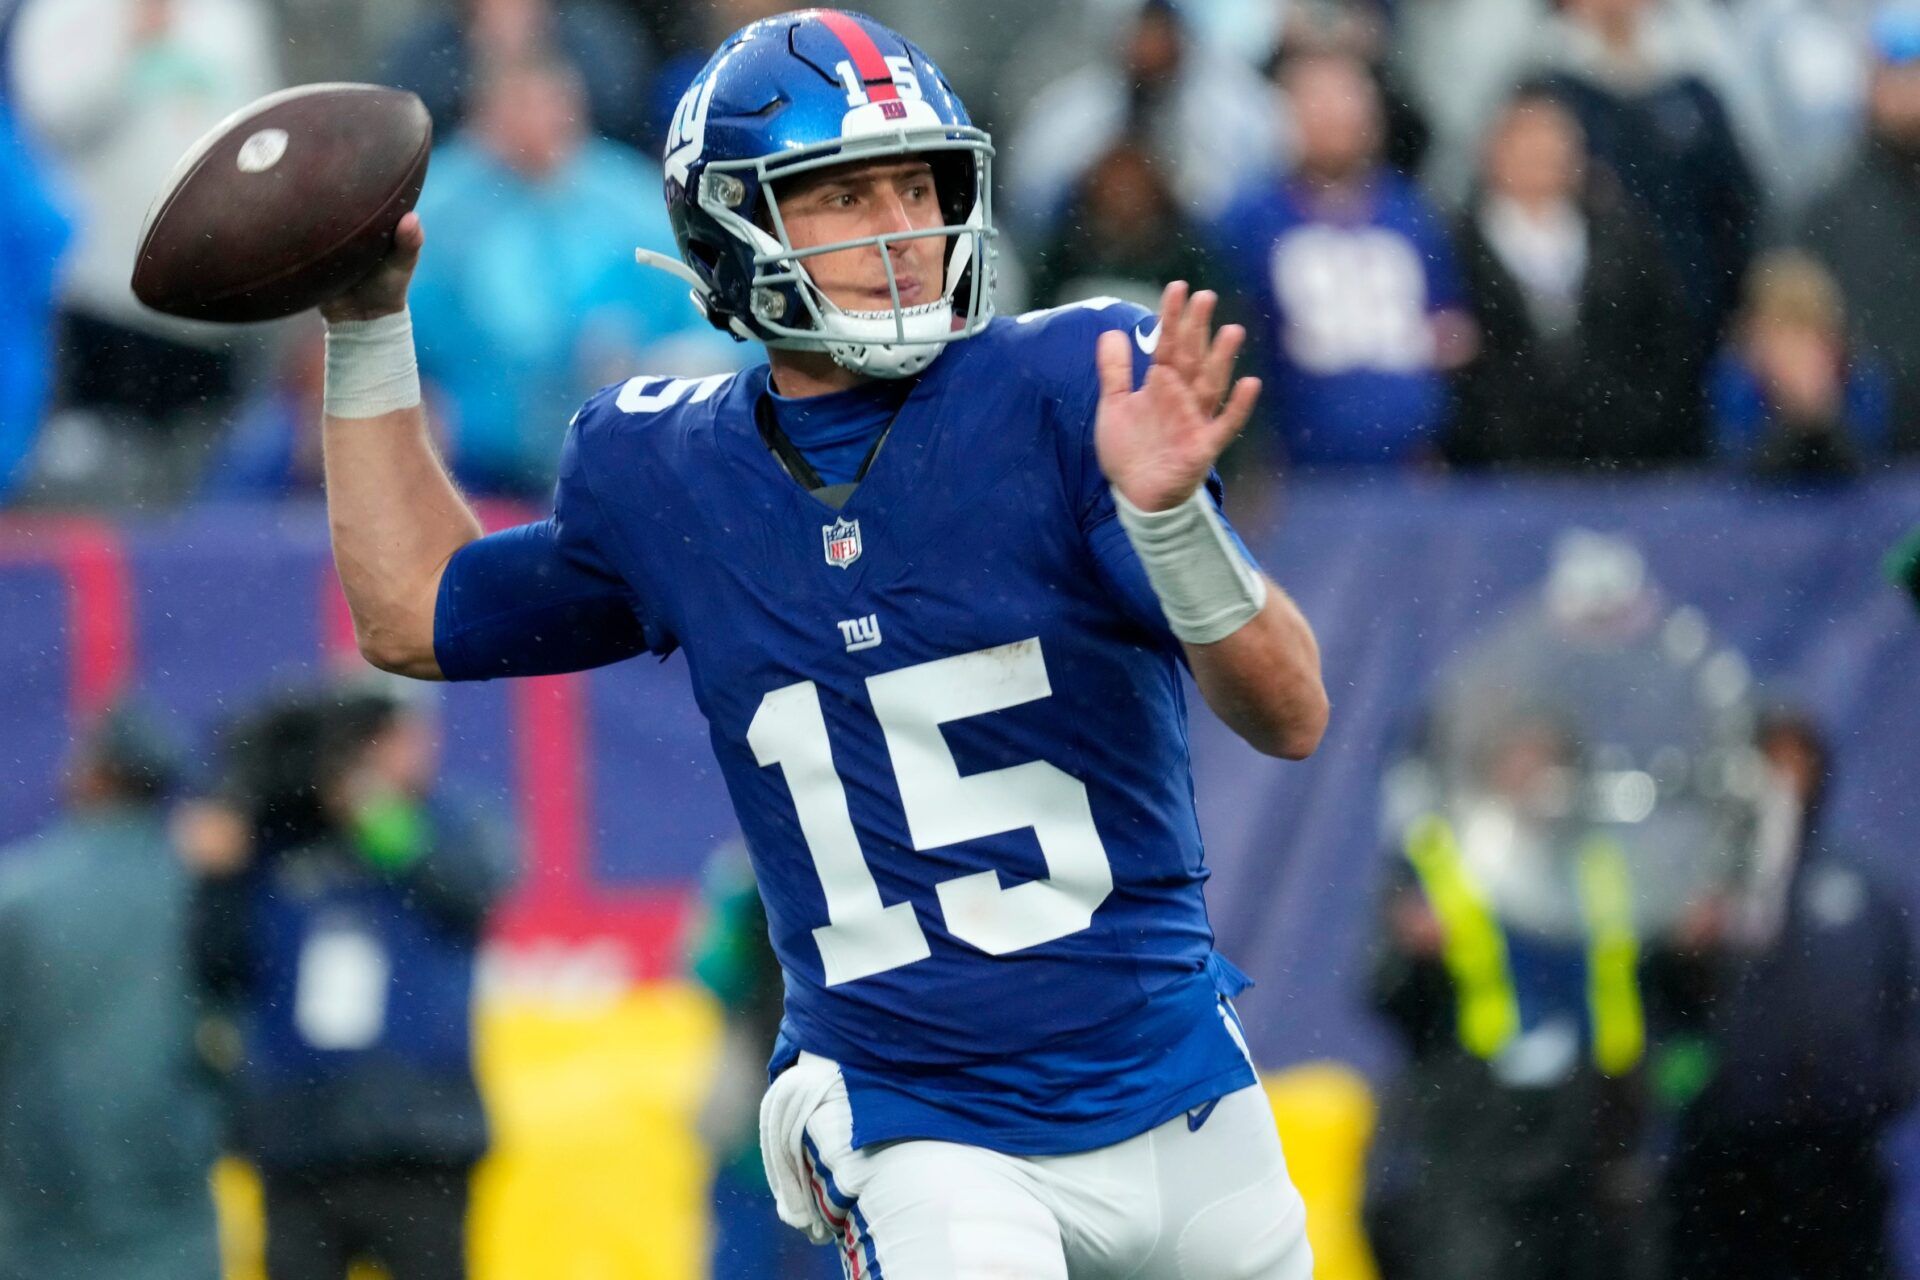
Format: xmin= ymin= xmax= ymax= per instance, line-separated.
xmin=1095 ymin=281 xmax=1262 ymax=512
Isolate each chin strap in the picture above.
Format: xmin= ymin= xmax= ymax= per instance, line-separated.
xmin=633 ymin=246 xmax=707 ymax=291
xmin=634 ymin=247 xmax=758 ymax=342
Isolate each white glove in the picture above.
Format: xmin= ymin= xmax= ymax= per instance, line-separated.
xmin=758 ymin=1052 xmax=843 ymax=1246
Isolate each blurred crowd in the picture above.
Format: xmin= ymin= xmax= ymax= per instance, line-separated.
xmin=0 ymin=0 xmax=1918 ymax=504
xmin=1 ymin=3 xmax=1919 ymax=1278
xmin=4 ymin=571 xmax=1910 ymax=1280
xmin=1365 ymin=537 xmax=1918 ymax=1280
xmin=0 ymin=684 xmax=513 ymax=1280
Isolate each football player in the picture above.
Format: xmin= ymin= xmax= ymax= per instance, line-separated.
xmin=316 ymin=11 xmax=1327 ymax=1278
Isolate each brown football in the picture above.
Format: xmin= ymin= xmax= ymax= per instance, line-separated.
xmin=132 ymin=83 xmax=432 ymax=324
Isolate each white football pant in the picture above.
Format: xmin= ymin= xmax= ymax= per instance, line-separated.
xmin=763 ymin=1055 xmax=1313 ymax=1280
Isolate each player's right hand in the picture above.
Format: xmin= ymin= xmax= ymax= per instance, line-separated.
xmin=319 ymin=212 xmax=424 ymax=324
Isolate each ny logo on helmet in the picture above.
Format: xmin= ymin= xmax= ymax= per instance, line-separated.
xmin=664 ymin=73 xmax=716 ymax=187
xmin=823 ymin=517 xmax=862 ymax=569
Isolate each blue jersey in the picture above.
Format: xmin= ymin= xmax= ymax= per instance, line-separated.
xmin=435 ymin=298 xmax=1258 ymax=1154
xmin=1212 ymin=171 xmax=1463 ymax=467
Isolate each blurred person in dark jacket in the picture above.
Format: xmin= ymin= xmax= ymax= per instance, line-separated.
xmin=1799 ymin=7 xmax=1920 ymax=454
xmin=1660 ymin=709 xmax=1918 ymax=1280
xmin=0 ymin=706 xmax=221 ymax=1280
xmin=1005 ymin=0 xmax=1280 ymax=239
xmin=1529 ymin=0 xmax=1762 ymax=351
xmin=376 ymin=0 xmax=657 ymax=150
xmin=1448 ymin=86 xmax=1699 ymax=470
xmin=184 ymin=685 xmax=514 ymax=1280
xmin=1031 ymin=139 xmax=1271 ymax=479
xmin=1708 ymin=250 xmax=1892 ymax=479
xmin=1029 ymin=139 xmax=1221 ymax=314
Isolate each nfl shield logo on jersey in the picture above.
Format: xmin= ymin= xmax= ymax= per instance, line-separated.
xmin=823 ymin=516 xmax=862 ymax=569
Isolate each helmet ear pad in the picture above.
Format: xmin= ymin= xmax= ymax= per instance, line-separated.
xmin=927 ymin=150 xmax=983 ymax=305
xmin=667 ymin=172 xmax=754 ymax=337
xmin=927 ymin=151 xmax=976 ymax=228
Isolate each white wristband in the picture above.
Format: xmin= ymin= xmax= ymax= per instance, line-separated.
xmin=323 ymin=308 xmax=421 ymax=420
xmin=1113 ymin=485 xmax=1269 ymax=645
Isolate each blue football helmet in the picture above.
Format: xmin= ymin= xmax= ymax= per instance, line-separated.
xmin=637 ymin=9 xmax=996 ymax=379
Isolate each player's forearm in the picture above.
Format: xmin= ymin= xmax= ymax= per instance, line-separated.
xmin=1111 ymin=484 xmax=1327 ymax=757
xmin=322 ymin=403 xmax=478 ymax=678
xmin=319 ymin=307 xmax=479 ymax=679
xmin=1186 ymin=580 xmax=1328 ymax=759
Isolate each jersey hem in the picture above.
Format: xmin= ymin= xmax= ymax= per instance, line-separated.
xmin=845 ymin=1059 xmax=1259 ymax=1157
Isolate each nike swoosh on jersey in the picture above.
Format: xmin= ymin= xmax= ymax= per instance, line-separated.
xmin=1135 ymin=321 xmax=1161 ymax=355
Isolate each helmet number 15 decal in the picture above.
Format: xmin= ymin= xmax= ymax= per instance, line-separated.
xmin=833 ymin=56 xmax=924 ymax=108
xmin=748 ymin=638 xmax=1114 ymax=986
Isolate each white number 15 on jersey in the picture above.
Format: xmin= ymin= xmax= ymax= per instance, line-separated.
xmin=747 ymin=638 xmax=1114 ymax=986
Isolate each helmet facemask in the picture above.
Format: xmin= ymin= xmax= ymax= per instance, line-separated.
xmin=699 ymin=125 xmax=997 ymax=379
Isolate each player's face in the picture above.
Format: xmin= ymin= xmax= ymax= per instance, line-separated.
xmin=774 ymin=159 xmax=948 ymax=313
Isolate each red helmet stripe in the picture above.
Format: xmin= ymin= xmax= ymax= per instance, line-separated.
xmin=816 ymin=10 xmax=900 ymax=101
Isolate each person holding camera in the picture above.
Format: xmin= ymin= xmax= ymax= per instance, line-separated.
xmin=182 ymin=686 xmax=514 ymax=1280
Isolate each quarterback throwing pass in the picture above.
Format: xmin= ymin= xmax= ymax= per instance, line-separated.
xmin=315 ymin=10 xmax=1327 ymax=1278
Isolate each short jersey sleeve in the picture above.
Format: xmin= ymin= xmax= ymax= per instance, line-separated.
xmin=433 ymin=404 xmax=667 ymax=681
xmin=1024 ymin=298 xmax=1252 ymax=646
